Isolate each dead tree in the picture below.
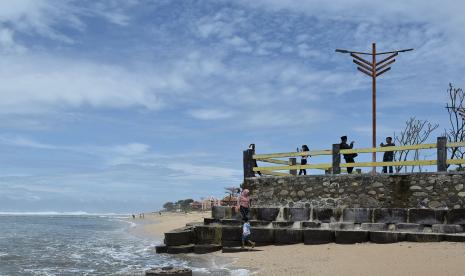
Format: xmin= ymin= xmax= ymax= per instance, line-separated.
xmin=445 ymin=83 xmax=465 ymax=169
xmin=394 ymin=117 xmax=438 ymax=173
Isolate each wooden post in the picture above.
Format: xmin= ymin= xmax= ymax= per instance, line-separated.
xmin=243 ymin=149 xmax=255 ymax=179
xmin=437 ymin=136 xmax=447 ymax=172
xmin=332 ymin=144 xmax=341 ymax=174
xmin=289 ymin=157 xmax=297 ymax=176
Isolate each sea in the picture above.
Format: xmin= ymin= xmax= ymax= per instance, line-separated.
xmin=0 ymin=213 xmax=249 ymax=276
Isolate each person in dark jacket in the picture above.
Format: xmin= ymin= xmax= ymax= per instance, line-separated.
xmin=380 ymin=137 xmax=395 ymax=173
xmin=340 ymin=136 xmax=356 ymax=174
xmin=299 ymin=145 xmax=310 ymax=175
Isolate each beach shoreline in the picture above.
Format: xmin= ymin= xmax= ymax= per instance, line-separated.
xmin=142 ymin=212 xmax=465 ymax=276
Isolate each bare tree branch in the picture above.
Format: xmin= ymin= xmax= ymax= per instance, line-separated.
xmin=394 ymin=117 xmax=438 ymax=172
xmin=444 ymin=83 xmax=465 ymax=168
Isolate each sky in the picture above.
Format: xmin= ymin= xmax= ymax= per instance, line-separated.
xmin=1 ymin=0 xmax=464 ymax=213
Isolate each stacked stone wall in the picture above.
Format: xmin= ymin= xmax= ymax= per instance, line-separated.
xmin=243 ymin=172 xmax=465 ymax=209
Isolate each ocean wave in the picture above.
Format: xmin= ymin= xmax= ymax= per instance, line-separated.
xmin=0 ymin=211 xmax=130 ymax=216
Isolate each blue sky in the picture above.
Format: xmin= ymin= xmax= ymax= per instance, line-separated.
xmin=1 ymin=0 xmax=464 ymax=213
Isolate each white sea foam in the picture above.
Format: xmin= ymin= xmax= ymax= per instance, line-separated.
xmin=0 ymin=211 xmax=130 ymax=216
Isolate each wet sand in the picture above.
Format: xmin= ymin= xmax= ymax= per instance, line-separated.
xmin=138 ymin=211 xmax=208 ymax=237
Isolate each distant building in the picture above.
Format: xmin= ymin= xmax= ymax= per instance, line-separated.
xmin=191 ymin=201 xmax=202 ymax=210
xmin=200 ymin=196 xmax=221 ymax=210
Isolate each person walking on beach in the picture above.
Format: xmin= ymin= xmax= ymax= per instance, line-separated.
xmin=132 ymin=214 xmax=135 ymax=219
xmin=241 ymin=217 xmax=255 ymax=249
xmin=249 ymin=144 xmax=262 ymax=177
xmin=380 ymin=137 xmax=395 ymax=173
xmin=237 ymin=188 xmax=250 ymax=221
xmin=340 ymin=136 xmax=357 ymax=174
xmin=299 ymin=145 xmax=310 ymax=175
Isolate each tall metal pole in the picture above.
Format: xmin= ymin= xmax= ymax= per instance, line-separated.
xmin=372 ymin=43 xmax=376 ymax=173
xmin=335 ymin=44 xmax=413 ymax=174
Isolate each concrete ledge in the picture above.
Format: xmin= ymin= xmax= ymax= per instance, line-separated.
xmin=272 ymin=221 xmax=294 ymax=228
xmin=164 ymin=229 xmax=194 ymax=246
xmin=212 ymin=206 xmax=227 ymax=219
xmin=301 ymin=221 xmax=322 ymax=228
xmin=251 ymin=227 xmax=274 ymax=245
xmin=442 ymin=234 xmax=465 ymax=242
xmin=361 ymin=223 xmax=388 ymax=231
xmin=220 ymin=219 xmax=241 ymax=226
xmin=447 ymin=209 xmax=465 ymax=225
xmin=396 ymin=223 xmax=423 ymax=232
xmin=250 ymin=220 xmax=271 ymax=227
xmin=405 ymin=233 xmax=443 ymax=242
xmin=343 ymin=208 xmax=373 ymax=223
xmin=334 ymin=230 xmax=369 ymax=244
xmin=274 ymin=228 xmax=303 ymax=244
xmin=432 ymin=224 xmax=463 ymax=234
xmin=329 ymin=222 xmax=355 ymax=230
xmin=193 ymin=244 xmax=222 ymax=254
xmin=409 ymin=209 xmax=446 ymax=225
xmin=166 ymin=244 xmax=194 ymax=254
xmin=369 ymin=231 xmax=405 ymax=243
xmin=288 ymin=208 xmax=310 ymax=221
xmin=373 ymin=208 xmax=407 ymax=223
xmin=155 ymin=244 xmax=168 ymax=253
xmin=257 ymin=208 xmax=280 ymax=221
xmin=314 ymin=208 xmax=336 ymax=223
xmin=303 ymin=229 xmax=335 ymax=244
xmin=221 ymin=226 xmax=241 ymax=246
xmin=203 ymin=218 xmax=219 ymax=225
xmin=194 ymin=225 xmax=221 ymax=244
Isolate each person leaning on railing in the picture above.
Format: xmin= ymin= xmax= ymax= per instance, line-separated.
xmin=380 ymin=137 xmax=395 ymax=173
xmin=249 ymin=143 xmax=262 ymax=176
xmin=299 ymin=145 xmax=310 ymax=175
xmin=340 ymin=136 xmax=357 ymax=174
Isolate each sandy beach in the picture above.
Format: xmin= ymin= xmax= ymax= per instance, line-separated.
xmin=143 ymin=212 xmax=465 ymax=276
xmin=139 ymin=211 xmax=209 ymax=237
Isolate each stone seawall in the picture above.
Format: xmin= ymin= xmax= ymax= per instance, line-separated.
xmin=242 ymin=172 xmax=465 ymax=209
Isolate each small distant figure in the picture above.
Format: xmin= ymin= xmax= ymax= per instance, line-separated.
xmin=142 ymin=213 xmax=145 ymax=219
xmin=340 ymin=136 xmax=357 ymax=174
xmin=249 ymin=144 xmax=262 ymax=176
xmin=159 ymin=211 xmax=162 ymax=216
xmin=139 ymin=213 xmax=142 ymax=219
xmin=299 ymin=145 xmax=310 ymax=175
xmin=237 ymin=188 xmax=250 ymax=221
xmin=241 ymin=217 xmax=255 ymax=249
xmin=132 ymin=214 xmax=135 ymax=219
xmin=380 ymin=137 xmax=395 ymax=174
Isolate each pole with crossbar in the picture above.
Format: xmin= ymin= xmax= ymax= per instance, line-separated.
xmin=335 ymin=43 xmax=413 ymax=173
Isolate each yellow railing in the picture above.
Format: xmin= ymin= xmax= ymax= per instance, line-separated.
xmin=247 ymin=139 xmax=465 ymax=177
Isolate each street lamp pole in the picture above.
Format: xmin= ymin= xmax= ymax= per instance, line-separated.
xmin=335 ymin=43 xmax=413 ymax=173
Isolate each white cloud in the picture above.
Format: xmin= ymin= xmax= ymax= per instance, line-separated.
xmin=188 ymin=109 xmax=235 ymax=120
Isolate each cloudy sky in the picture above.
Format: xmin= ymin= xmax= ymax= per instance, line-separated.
xmin=1 ymin=0 xmax=464 ymax=213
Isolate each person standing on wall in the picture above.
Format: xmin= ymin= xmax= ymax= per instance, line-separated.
xmin=299 ymin=145 xmax=310 ymax=175
xmin=380 ymin=137 xmax=395 ymax=173
xmin=237 ymin=188 xmax=250 ymax=221
xmin=249 ymin=144 xmax=262 ymax=176
xmin=340 ymin=136 xmax=357 ymax=174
